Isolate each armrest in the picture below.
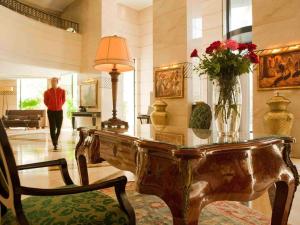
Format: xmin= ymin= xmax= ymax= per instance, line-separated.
xmin=17 ymin=159 xmax=74 ymax=185
xmin=19 ymin=176 xmax=127 ymax=196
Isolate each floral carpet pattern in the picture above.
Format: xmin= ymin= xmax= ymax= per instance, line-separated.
xmin=102 ymin=182 xmax=270 ymax=225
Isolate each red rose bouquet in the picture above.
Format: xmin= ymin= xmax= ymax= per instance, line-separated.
xmin=190 ymin=40 xmax=258 ymax=78
xmin=190 ymin=40 xmax=258 ymax=133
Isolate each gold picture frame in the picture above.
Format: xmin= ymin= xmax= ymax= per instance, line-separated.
xmin=257 ymin=45 xmax=300 ymax=90
xmin=80 ymin=80 xmax=98 ymax=108
xmin=154 ymin=65 xmax=184 ymax=98
xmin=155 ymin=132 xmax=184 ymax=146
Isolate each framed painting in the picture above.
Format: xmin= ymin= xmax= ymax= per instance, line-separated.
xmin=258 ymin=47 xmax=300 ymax=90
xmin=154 ymin=65 xmax=184 ymax=98
xmin=155 ymin=132 xmax=184 ymax=146
xmin=80 ymin=80 xmax=98 ymax=108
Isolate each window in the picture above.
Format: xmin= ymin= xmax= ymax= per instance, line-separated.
xmin=229 ymin=0 xmax=252 ymax=31
xmin=17 ymin=75 xmax=78 ymax=128
xmin=226 ymin=0 xmax=253 ymax=133
xmin=122 ymin=70 xmax=135 ymax=134
xmin=17 ymin=78 xmax=47 ymax=109
xmin=60 ymin=74 xmax=78 ymax=127
xmin=192 ymin=17 xmax=203 ymax=39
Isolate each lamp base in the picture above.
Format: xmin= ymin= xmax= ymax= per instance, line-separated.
xmin=101 ymin=117 xmax=128 ymax=129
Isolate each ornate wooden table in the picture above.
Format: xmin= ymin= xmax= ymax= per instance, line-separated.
xmin=75 ymin=125 xmax=299 ymax=225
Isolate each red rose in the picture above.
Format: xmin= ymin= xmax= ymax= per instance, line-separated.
xmin=225 ymin=39 xmax=239 ymax=50
xmin=247 ymin=43 xmax=257 ymax=51
xmin=206 ymin=46 xmax=214 ymax=54
xmin=238 ymin=43 xmax=248 ymax=51
xmin=205 ymin=41 xmax=222 ymax=54
xmin=245 ymin=51 xmax=259 ymax=64
xmin=190 ymin=49 xmax=199 ymax=58
xmin=210 ymin=41 xmax=222 ymax=50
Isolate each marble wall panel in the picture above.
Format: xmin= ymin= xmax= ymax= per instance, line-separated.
xmin=252 ymin=0 xmax=300 ymax=157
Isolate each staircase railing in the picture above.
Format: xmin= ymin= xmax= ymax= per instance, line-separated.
xmin=0 ymin=0 xmax=79 ymax=33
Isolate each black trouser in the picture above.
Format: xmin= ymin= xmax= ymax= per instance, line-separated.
xmin=47 ymin=110 xmax=63 ymax=146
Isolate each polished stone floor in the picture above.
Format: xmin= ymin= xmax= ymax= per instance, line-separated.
xmin=7 ymin=128 xmax=300 ymax=225
xmin=9 ymin=129 xmax=126 ymax=187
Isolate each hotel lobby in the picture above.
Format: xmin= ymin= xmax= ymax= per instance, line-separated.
xmin=0 ymin=0 xmax=300 ymax=225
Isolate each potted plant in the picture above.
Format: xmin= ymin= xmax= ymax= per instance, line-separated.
xmin=191 ymin=40 xmax=258 ymax=136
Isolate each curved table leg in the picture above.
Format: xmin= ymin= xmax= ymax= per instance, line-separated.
xmin=167 ymin=200 xmax=201 ymax=225
xmin=271 ymin=181 xmax=296 ymax=225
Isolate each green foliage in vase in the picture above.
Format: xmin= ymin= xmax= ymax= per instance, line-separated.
xmin=191 ymin=40 xmax=258 ymax=122
xmin=189 ymin=102 xmax=212 ymax=129
xmin=20 ymin=98 xmax=41 ymax=109
xmin=66 ymin=98 xmax=76 ymax=119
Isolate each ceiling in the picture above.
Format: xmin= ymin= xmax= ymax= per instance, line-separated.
xmin=117 ymin=0 xmax=152 ymax=10
xmin=20 ymin=0 xmax=75 ymax=13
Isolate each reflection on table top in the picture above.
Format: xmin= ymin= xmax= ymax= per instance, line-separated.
xmin=98 ymin=124 xmax=293 ymax=149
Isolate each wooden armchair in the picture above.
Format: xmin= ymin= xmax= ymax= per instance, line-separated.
xmin=0 ymin=119 xmax=135 ymax=225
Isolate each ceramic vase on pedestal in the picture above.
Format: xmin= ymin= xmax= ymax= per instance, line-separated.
xmin=189 ymin=101 xmax=212 ymax=139
xmin=263 ymin=93 xmax=294 ymax=136
xmin=214 ymin=78 xmax=242 ymax=136
xmin=150 ymin=100 xmax=168 ymax=130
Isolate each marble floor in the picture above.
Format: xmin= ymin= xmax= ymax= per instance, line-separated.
xmin=7 ymin=128 xmax=300 ymax=225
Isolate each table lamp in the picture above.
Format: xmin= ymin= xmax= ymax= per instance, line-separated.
xmin=94 ymin=35 xmax=134 ymax=129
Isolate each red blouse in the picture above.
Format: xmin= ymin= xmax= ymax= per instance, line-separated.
xmin=44 ymin=88 xmax=66 ymax=111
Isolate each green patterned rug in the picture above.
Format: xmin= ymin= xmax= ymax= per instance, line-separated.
xmin=102 ymin=183 xmax=270 ymax=225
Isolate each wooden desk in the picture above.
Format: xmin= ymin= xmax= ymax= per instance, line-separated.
xmin=71 ymin=112 xmax=101 ymax=129
xmin=75 ymin=125 xmax=299 ymax=225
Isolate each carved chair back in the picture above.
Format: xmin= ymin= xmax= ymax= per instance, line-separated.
xmin=0 ymin=119 xmax=22 ymax=216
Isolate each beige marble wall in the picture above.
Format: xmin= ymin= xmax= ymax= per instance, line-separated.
xmin=0 ymin=6 xmax=82 ymax=73
xmin=153 ymin=0 xmax=187 ymax=66
xmin=153 ymin=0 xmax=223 ymax=130
xmin=0 ymin=80 xmax=17 ymax=117
xmin=62 ymin=0 xmax=102 ymax=126
xmin=63 ymin=0 xmax=153 ymax=128
xmin=252 ymin=0 xmax=300 ymax=157
xmin=187 ymin=0 xmax=223 ymax=105
xmin=100 ymin=0 xmax=140 ymax=122
xmin=62 ymin=0 xmax=101 ymax=75
xmin=153 ymin=0 xmax=190 ymax=128
xmin=137 ymin=6 xmax=153 ymax=115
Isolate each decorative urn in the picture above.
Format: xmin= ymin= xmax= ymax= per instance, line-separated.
xmin=263 ymin=93 xmax=294 ymax=136
xmin=190 ymin=101 xmax=212 ymax=139
xmin=189 ymin=101 xmax=212 ymax=129
xmin=150 ymin=100 xmax=168 ymax=130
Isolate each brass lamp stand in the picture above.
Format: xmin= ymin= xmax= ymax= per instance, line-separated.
xmin=94 ymin=35 xmax=134 ymax=129
xmin=101 ymin=68 xmax=128 ymax=129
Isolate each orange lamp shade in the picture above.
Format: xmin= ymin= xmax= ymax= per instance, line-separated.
xmin=94 ymin=35 xmax=134 ymax=72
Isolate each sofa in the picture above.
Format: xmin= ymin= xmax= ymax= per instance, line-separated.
xmin=2 ymin=110 xmax=46 ymax=128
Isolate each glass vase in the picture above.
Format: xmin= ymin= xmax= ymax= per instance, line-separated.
xmin=213 ymin=77 xmax=242 ymax=136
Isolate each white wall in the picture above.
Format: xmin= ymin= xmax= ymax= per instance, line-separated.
xmin=0 ymin=6 xmax=82 ymax=74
